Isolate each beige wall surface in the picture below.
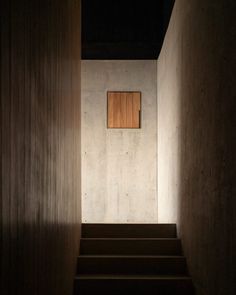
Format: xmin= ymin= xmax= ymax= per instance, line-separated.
xmin=82 ymin=60 xmax=157 ymax=223
xmin=157 ymin=0 xmax=236 ymax=294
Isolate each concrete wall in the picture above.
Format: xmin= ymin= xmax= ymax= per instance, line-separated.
xmin=157 ymin=0 xmax=236 ymax=294
xmin=82 ymin=60 xmax=157 ymax=223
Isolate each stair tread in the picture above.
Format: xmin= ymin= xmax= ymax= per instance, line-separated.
xmin=81 ymin=238 xmax=180 ymax=240
xmin=76 ymin=275 xmax=192 ymax=280
xmin=75 ymin=224 xmax=194 ymax=294
xmin=82 ymin=224 xmax=177 ymax=238
xmin=78 ymin=255 xmax=185 ymax=258
xmin=81 ymin=238 xmax=182 ymax=255
xmin=83 ymin=223 xmax=176 ymax=225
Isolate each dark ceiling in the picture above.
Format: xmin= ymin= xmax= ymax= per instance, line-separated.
xmin=82 ymin=0 xmax=175 ymax=59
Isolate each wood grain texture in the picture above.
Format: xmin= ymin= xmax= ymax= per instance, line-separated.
xmin=107 ymin=92 xmax=141 ymax=128
xmin=0 ymin=1 xmax=81 ymax=294
xmin=132 ymin=92 xmax=141 ymax=128
xmin=126 ymin=93 xmax=134 ymax=128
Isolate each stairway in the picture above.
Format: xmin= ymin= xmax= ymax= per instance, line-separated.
xmin=74 ymin=224 xmax=195 ymax=295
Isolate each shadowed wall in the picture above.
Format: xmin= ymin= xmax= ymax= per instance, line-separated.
xmin=158 ymin=0 xmax=236 ymax=294
xmin=0 ymin=1 xmax=81 ymax=294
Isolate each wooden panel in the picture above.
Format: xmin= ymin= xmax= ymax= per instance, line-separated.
xmin=126 ymin=93 xmax=134 ymax=128
xmin=113 ymin=92 xmax=121 ymax=127
xmin=0 ymin=1 xmax=81 ymax=295
xmin=108 ymin=94 xmax=115 ymax=127
xmin=108 ymin=92 xmax=120 ymax=128
xmin=120 ymin=93 xmax=127 ymax=127
xmin=132 ymin=92 xmax=141 ymax=128
xmin=107 ymin=92 xmax=141 ymax=128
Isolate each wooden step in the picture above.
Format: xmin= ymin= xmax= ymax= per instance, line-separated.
xmin=80 ymin=238 xmax=182 ymax=255
xmin=82 ymin=223 xmax=177 ymax=238
xmin=74 ymin=224 xmax=195 ymax=295
xmin=74 ymin=275 xmax=195 ymax=295
xmin=77 ymin=255 xmax=188 ymax=275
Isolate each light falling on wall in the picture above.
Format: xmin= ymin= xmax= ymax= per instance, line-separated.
xmin=81 ymin=60 xmax=157 ymax=223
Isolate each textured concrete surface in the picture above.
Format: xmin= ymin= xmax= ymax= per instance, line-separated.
xmin=82 ymin=60 xmax=157 ymax=223
xmin=157 ymin=0 xmax=236 ymax=294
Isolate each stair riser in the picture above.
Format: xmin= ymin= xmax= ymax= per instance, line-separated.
xmin=80 ymin=239 xmax=182 ymax=255
xmin=77 ymin=257 xmax=188 ymax=275
xmin=75 ymin=224 xmax=195 ymax=295
xmin=74 ymin=279 xmax=194 ymax=295
xmin=82 ymin=224 xmax=177 ymax=238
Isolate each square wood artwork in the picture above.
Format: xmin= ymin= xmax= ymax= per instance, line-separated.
xmin=107 ymin=92 xmax=141 ymax=128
